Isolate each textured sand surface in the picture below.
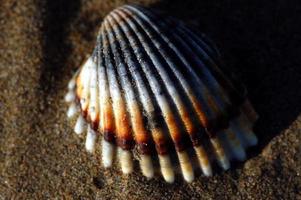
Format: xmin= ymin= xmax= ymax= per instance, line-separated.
xmin=0 ymin=0 xmax=300 ymax=199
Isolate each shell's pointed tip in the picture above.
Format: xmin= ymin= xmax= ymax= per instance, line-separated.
xmin=67 ymin=79 xmax=76 ymax=90
xmin=67 ymin=103 xmax=78 ymax=118
xmin=122 ymin=165 xmax=134 ymax=174
xmin=140 ymin=155 xmax=155 ymax=179
xmin=65 ymin=91 xmax=76 ymax=102
xmin=85 ymin=126 xmax=97 ymax=153
xmin=103 ymin=161 xmax=112 ymax=168
xmin=194 ymin=146 xmax=213 ymax=177
xmin=118 ymin=149 xmax=134 ymax=174
xmin=202 ymin=167 xmax=213 ymax=177
xmin=102 ymin=139 xmax=114 ymax=168
xmin=84 ymin=56 xmax=96 ymax=67
xmin=142 ymin=167 xmax=155 ymax=179
xmin=182 ymin=165 xmax=195 ymax=182
xmin=158 ymin=155 xmax=175 ymax=183
xmin=102 ymin=150 xmax=113 ymax=168
xmin=178 ymin=151 xmax=195 ymax=183
xmin=102 ymin=157 xmax=113 ymax=168
xmin=221 ymin=158 xmax=231 ymax=171
xmin=163 ymin=171 xmax=175 ymax=183
xmin=74 ymin=115 xmax=86 ymax=134
xmin=183 ymin=172 xmax=195 ymax=183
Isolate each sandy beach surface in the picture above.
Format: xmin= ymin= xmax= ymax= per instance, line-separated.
xmin=0 ymin=0 xmax=300 ymax=199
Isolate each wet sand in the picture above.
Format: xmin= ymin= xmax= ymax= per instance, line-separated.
xmin=0 ymin=0 xmax=300 ymax=199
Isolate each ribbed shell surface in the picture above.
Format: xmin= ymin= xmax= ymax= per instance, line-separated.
xmin=65 ymin=5 xmax=258 ymax=183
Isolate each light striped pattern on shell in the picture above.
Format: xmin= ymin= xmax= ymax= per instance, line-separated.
xmin=65 ymin=4 xmax=258 ymax=183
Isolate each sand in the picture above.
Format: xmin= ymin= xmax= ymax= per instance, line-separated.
xmin=0 ymin=0 xmax=300 ymax=199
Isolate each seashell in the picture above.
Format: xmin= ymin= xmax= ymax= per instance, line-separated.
xmin=65 ymin=4 xmax=259 ymax=183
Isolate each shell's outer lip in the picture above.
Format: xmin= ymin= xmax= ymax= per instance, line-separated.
xmin=65 ymin=4 xmax=259 ymax=183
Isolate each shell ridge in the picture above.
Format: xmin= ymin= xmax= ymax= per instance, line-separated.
xmin=72 ymin=54 xmax=100 ymax=152
xmin=105 ymin=12 xmax=176 ymax=181
xmin=104 ymin=19 xmax=152 ymax=154
xmin=87 ymin=50 xmax=100 ymax=128
xmin=84 ymin=49 xmax=101 ymax=153
xmin=96 ymin=34 xmax=116 ymax=144
xmin=102 ymin=28 xmax=135 ymax=173
xmin=105 ymin=10 xmax=170 ymax=156
xmin=104 ymin=19 xmax=157 ymax=177
xmin=102 ymin=27 xmax=133 ymax=150
xmin=76 ymin=58 xmax=92 ymax=116
xmin=96 ymin=33 xmax=117 ymax=167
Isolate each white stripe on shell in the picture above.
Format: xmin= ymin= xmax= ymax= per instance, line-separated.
xmin=85 ymin=125 xmax=97 ymax=153
xmin=140 ymin=155 xmax=155 ymax=179
xmin=177 ymin=151 xmax=195 ymax=183
xmin=102 ymin=138 xmax=115 ymax=168
xmin=74 ymin=115 xmax=86 ymax=135
xmin=158 ymin=155 xmax=175 ymax=183
xmin=117 ymin=147 xmax=133 ymax=174
xmin=88 ymin=57 xmax=99 ymax=121
xmin=67 ymin=102 xmax=78 ymax=118
xmin=64 ymin=90 xmax=76 ymax=102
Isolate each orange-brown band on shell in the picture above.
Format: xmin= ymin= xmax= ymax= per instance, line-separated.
xmin=103 ymin=130 xmax=115 ymax=143
xmin=164 ymin=110 xmax=188 ymax=152
xmin=74 ymin=95 xmax=88 ymax=119
xmin=130 ymin=103 xmax=153 ymax=154
xmin=151 ymin=128 xmax=170 ymax=155
xmin=174 ymin=101 xmax=207 ymax=148
xmin=113 ymin=100 xmax=134 ymax=150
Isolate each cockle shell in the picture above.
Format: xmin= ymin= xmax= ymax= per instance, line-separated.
xmin=65 ymin=4 xmax=258 ymax=183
